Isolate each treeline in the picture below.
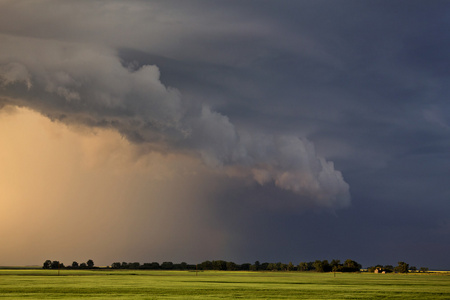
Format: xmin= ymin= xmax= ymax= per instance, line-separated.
xmin=43 ymin=259 xmax=427 ymax=273
xmin=43 ymin=259 xmax=96 ymax=269
xmin=366 ymin=262 xmax=429 ymax=273
xmin=111 ymin=261 xmax=195 ymax=270
xmin=109 ymin=259 xmax=362 ymax=272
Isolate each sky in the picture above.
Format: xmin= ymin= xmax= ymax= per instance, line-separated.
xmin=0 ymin=0 xmax=449 ymax=269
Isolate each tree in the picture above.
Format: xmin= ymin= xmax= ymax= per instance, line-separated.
xmin=384 ymin=265 xmax=394 ymax=272
xmin=199 ymin=261 xmax=213 ymax=270
xmin=250 ymin=261 xmax=260 ymax=271
xmin=87 ymin=259 xmax=94 ymax=269
xmin=51 ymin=261 xmax=60 ymax=269
xmin=287 ymin=262 xmax=295 ymax=271
xmin=330 ymin=259 xmax=342 ymax=272
xmin=111 ymin=262 xmax=121 ymax=269
xmin=394 ymin=261 xmax=409 ymax=273
xmin=150 ymin=262 xmax=160 ymax=269
xmin=276 ymin=262 xmax=287 ymax=271
xmin=226 ymin=261 xmax=237 ymax=271
xmin=80 ymin=262 xmax=87 ymax=269
xmin=212 ymin=260 xmax=227 ymax=271
xmin=313 ymin=260 xmax=324 ymax=272
xmin=298 ymin=262 xmax=309 ymax=271
xmin=313 ymin=260 xmax=331 ymax=272
xmin=161 ymin=262 xmax=174 ymax=270
xmin=342 ymin=259 xmax=361 ymax=272
xmin=72 ymin=261 xmax=79 ymax=268
xmin=260 ymin=262 xmax=269 ymax=271
xmin=43 ymin=260 xmax=52 ymax=269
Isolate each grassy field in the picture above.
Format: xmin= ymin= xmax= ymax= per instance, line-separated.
xmin=0 ymin=269 xmax=449 ymax=299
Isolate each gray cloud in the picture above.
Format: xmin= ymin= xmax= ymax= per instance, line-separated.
xmin=2 ymin=0 xmax=450 ymax=268
xmin=0 ymin=30 xmax=350 ymax=208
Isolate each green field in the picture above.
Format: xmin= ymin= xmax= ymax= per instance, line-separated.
xmin=0 ymin=269 xmax=449 ymax=299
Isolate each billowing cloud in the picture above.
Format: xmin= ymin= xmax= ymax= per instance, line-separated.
xmin=2 ymin=0 xmax=450 ymax=270
xmin=0 ymin=32 xmax=350 ymax=208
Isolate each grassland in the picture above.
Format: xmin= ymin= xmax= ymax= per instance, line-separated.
xmin=0 ymin=269 xmax=449 ymax=299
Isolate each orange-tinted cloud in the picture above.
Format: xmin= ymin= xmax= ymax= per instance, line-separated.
xmin=0 ymin=107 xmax=232 ymax=266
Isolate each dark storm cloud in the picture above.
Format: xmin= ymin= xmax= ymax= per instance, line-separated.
xmin=126 ymin=1 xmax=450 ymax=268
xmin=1 ymin=0 xmax=450 ymax=268
xmin=0 ymin=1 xmax=351 ymax=208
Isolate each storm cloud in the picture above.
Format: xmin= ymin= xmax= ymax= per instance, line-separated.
xmin=0 ymin=29 xmax=350 ymax=208
xmin=1 ymin=0 xmax=450 ymax=269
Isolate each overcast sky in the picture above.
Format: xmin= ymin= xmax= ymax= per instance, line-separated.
xmin=1 ymin=0 xmax=449 ymax=269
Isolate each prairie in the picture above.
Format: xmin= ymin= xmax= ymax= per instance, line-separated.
xmin=0 ymin=269 xmax=449 ymax=299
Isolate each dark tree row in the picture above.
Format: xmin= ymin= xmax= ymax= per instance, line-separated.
xmin=367 ymin=262 xmax=428 ymax=273
xmin=42 ymin=259 xmax=95 ymax=269
xmin=43 ymin=259 xmax=426 ymax=273
xmin=111 ymin=261 xmax=196 ymax=270
xmin=297 ymin=259 xmax=361 ymax=272
xmin=109 ymin=259 xmax=362 ymax=272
